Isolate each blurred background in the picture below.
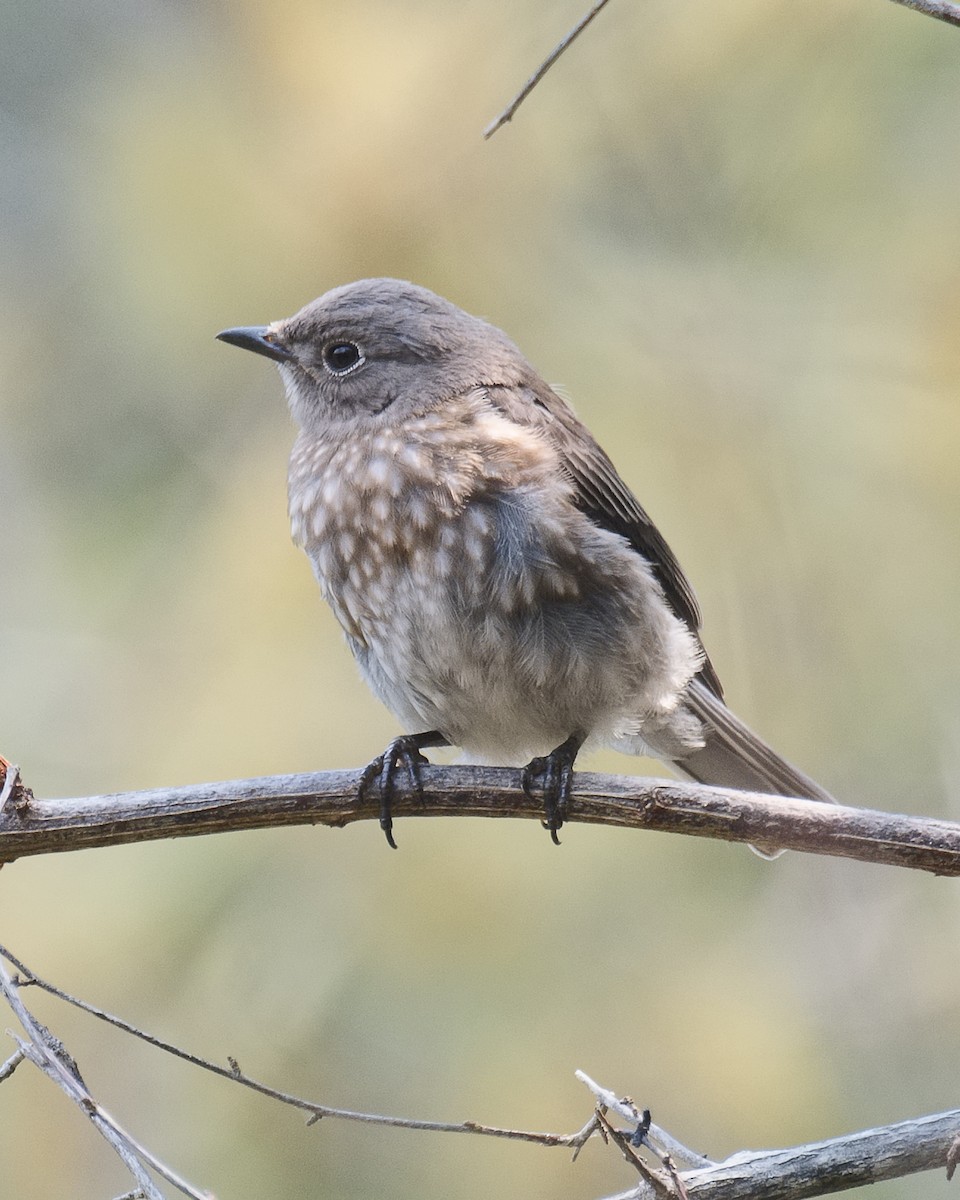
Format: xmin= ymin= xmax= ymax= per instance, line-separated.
xmin=1 ymin=0 xmax=959 ymax=1196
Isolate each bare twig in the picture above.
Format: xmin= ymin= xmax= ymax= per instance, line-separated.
xmin=1 ymin=946 xmax=958 ymax=1196
xmin=887 ymin=0 xmax=960 ymax=28
xmin=0 ymin=757 xmax=32 ymax=821
xmin=595 ymin=1108 xmax=671 ymax=1194
xmin=0 ymin=759 xmax=20 ymax=811
xmin=658 ymin=1152 xmax=690 ymax=1200
xmin=576 ymin=1071 xmax=712 ymax=1168
xmin=483 ymin=0 xmax=614 ymax=138
xmin=947 ymin=1131 xmax=960 ymax=1180
xmin=0 ymin=944 xmax=600 ymax=1150
xmin=0 ymin=957 xmax=210 ymax=1200
xmin=0 ymin=1047 xmax=25 ymax=1082
xmin=483 ymin=0 xmax=960 ymax=142
xmin=0 ymin=765 xmax=958 ymax=873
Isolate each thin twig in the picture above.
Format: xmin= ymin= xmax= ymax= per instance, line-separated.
xmin=0 ymin=957 xmax=210 ymax=1200
xmin=576 ymin=1071 xmax=712 ymax=1168
xmin=0 ymin=945 xmax=598 ymax=1150
xmin=482 ymin=0 xmax=960 ymax=141
xmin=887 ymin=0 xmax=960 ymax=28
xmin=483 ymin=0 xmax=614 ymax=138
xmin=2 ymin=947 xmax=958 ymax=1196
xmin=0 ymin=759 xmax=19 ymax=811
xmin=1 ymin=765 xmax=958 ymax=874
xmin=595 ymin=1109 xmax=671 ymax=1194
xmin=659 ymin=1153 xmax=690 ymax=1200
xmin=0 ymin=1048 xmax=25 ymax=1082
xmin=594 ymin=1104 xmax=692 ymax=1198
xmin=947 ymin=1132 xmax=960 ymax=1180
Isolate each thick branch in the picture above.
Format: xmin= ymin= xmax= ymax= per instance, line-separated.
xmin=0 ymin=765 xmax=958 ymax=872
xmin=607 ymin=1108 xmax=960 ymax=1199
xmin=887 ymin=0 xmax=960 ymax=29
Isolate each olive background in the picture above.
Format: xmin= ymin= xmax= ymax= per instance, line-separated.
xmin=1 ymin=1 xmax=959 ymax=1197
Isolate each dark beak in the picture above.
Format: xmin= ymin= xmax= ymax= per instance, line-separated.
xmin=215 ymin=325 xmax=295 ymax=363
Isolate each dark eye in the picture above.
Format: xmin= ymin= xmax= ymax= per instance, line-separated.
xmin=323 ymin=341 xmax=363 ymax=375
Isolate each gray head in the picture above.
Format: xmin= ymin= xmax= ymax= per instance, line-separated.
xmin=217 ymin=278 xmax=531 ymax=433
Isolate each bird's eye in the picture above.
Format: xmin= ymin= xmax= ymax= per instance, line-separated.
xmin=322 ymin=342 xmax=363 ymax=375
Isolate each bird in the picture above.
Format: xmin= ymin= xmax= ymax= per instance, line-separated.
xmin=217 ymin=278 xmax=835 ymax=847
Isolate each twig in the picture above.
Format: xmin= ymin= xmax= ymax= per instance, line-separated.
xmin=2 ymin=948 xmax=958 ymax=1196
xmin=481 ymin=0 xmax=960 ymax=140
xmin=483 ymin=0 xmax=614 ymax=138
xmin=482 ymin=0 xmax=960 ymax=142
xmin=0 ymin=944 xmax=601 ymax=1151
xmin=576 ymin=1071 xmax=712 ymax=1168
xmin=480 ymin=0 xmax=960 ymax=140
xmin=0 ymin=957 xmax=211 ymax=1200
xmin=595 ymin=1108 xmax=672 ymax=1194
xmin=0 ymin=759 xmax=20 ymax=811
xmin=0 ymin=757 xmax=32 ymax=822
xmin=947 ymin=1131 xmax=960 ymax=1180
xmin=0 ymin=1047 xmax=25 ymax=1082
xmin=1 ymin=765 xmax=958 ymax=873
xmin=887 ymin=0 xmax=960 ymax=28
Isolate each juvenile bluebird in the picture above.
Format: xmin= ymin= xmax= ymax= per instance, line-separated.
xmin=217 ymin=279 xmax=834 ymax=846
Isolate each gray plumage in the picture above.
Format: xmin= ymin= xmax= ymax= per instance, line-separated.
xmin=217 ymin=278 xmax=834 ymax=832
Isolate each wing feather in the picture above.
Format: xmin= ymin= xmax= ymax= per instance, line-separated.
xmin=485 ymin=380 xmax=724 ymax=698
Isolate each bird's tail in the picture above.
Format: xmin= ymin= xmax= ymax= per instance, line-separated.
xmin=674 ymin=678 xmax=836 ymax=857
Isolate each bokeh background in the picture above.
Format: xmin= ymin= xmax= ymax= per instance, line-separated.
xmin=2 ymin=0 xmax=959 ymax=1196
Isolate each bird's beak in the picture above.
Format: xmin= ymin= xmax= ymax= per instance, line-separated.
xmin=215 ymin=325 xmax=295 ymax=363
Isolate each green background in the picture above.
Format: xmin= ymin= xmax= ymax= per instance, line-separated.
xmin=1 ymin=1 xmax=959 ymax=1196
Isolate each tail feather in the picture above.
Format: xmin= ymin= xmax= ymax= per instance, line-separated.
xmin=677 ymin=678 xmax=835 ymax=804
xmin=674 ymin=679 xmax=835 ymax=857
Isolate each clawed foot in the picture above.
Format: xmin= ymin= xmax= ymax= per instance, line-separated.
xmin=521 ymin=732 xmax=584 ymax=845
xmin=359 ymin=731 xmax=448 ymax=848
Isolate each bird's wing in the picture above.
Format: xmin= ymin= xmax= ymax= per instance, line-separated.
xmin=486 ymin=380 xmax=724 ymax=699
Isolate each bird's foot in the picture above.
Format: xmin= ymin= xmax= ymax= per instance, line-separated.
xmin=359 ymin=731 xmax=448 ymax=848
xmin=521 ymin=733 xmax=584 ymax=845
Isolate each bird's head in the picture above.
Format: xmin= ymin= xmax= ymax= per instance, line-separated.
xmin=217 ymin=278 xmax=529 ymax=434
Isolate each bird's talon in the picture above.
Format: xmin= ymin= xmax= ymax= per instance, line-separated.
xmin=522 ymin=734 xmax=583 ymax=844
xmin=357 ymin=731 xmax=448 ymax=847
xmin=404 ymin=750 xmax=429 ymax=799
xmin=359 ymin=755 xmax=387 ymax=795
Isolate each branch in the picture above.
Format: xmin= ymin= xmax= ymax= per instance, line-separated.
xmin=2 ymin=946 xmax=957 ymax=1198
xmin=0 ymin=944 xmax=598 ymax=1150
xmin=482 ymin=0 xmax=960 ymax=142
xmin=1 ymin=762 xmax=959 ymax=872
xmin=577 ymin=1071 xmax=711 ymax=1169
xmin=483 ymin=0 xmax=614 ymax=138
xmin=605 ymin=1107 xmax=960 ymax=1199
xmin=887 ymin=0 xmax=960 ymax=28
xmin=0 ymin=956 xmax=210 ymax=1200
